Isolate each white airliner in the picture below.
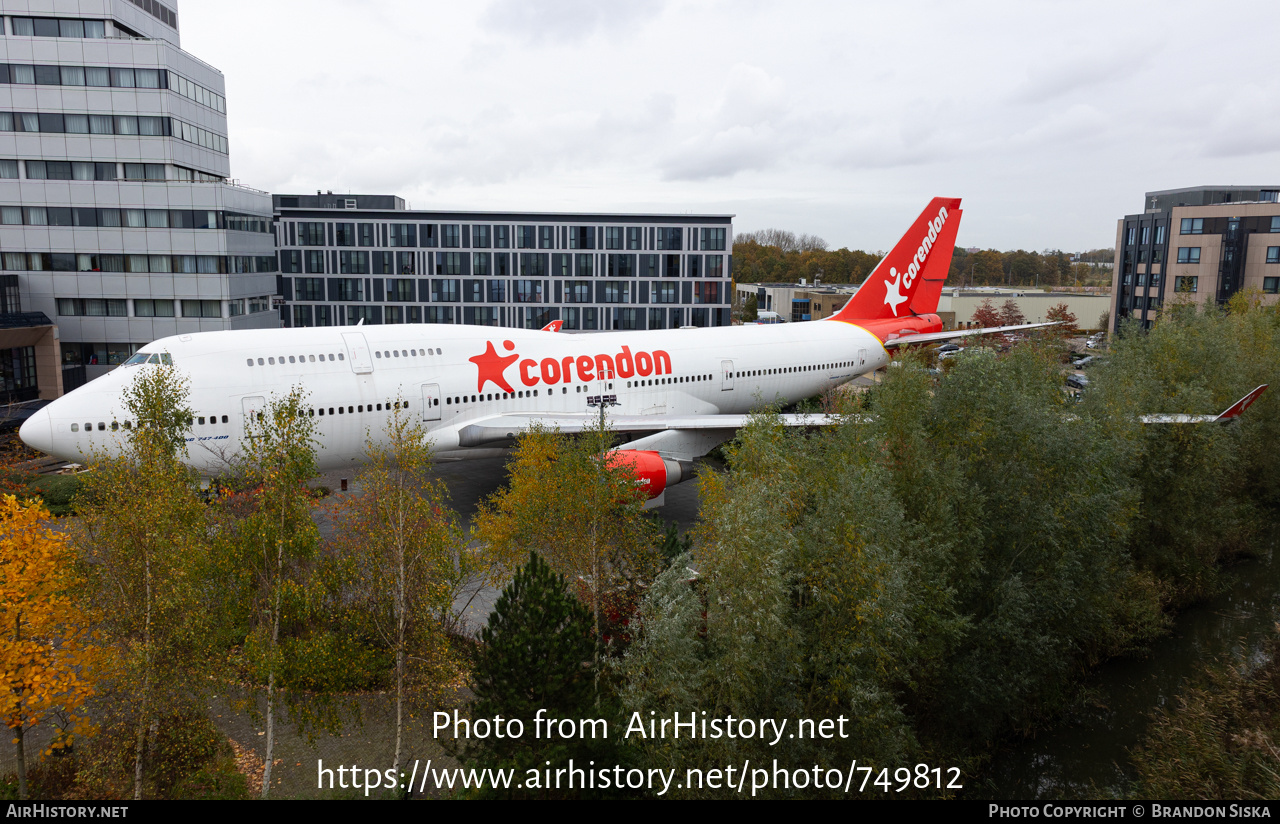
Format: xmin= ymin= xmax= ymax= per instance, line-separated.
xmin=17 ymin=198 xmax=1265 ymax=504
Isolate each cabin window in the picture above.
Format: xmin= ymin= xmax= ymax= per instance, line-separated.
xmin=71 ymin=423 xmax=79 ymax=432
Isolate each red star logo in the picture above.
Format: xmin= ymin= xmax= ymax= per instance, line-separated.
xmin=469 ymin=340 xmax=518 ymax=393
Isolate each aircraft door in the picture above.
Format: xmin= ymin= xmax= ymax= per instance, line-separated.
xmin=858 ymin=349 xmax=867 ymax=372
xmin=242 ymin=395 xmax=265 ymax=425
xmin=341 ymin=332 xmax=374 ymax=374
xmin=420 ymin=383 xmax=441 ymax=422
xmin=721 ymin=360 xmax=734 ymax=391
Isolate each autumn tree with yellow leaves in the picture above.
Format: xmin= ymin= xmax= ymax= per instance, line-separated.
xmin=0 ymin=496 xmax=102 ymax=800
xmin=474 ymin=421 xmax=662 ymax=656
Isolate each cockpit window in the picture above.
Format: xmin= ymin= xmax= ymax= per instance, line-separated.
xmin=123 ymin=353 xmax=150 ymax=366
xmin=160 ymin=353 xmax=172 ymax=365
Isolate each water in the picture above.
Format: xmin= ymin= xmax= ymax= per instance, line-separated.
xmin=981 ymin=545 xmax=1280 ymax=799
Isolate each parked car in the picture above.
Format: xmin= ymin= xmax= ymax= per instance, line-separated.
xmin=1065 ymin=374 xmax=1089 ymax=390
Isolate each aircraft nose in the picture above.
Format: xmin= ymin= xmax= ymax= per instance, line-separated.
xmin=18 ymin=406 xmax=54 ymax=455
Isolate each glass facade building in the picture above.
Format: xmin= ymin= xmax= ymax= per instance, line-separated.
xmin=0 ymin=0 xmax=277 ymax=387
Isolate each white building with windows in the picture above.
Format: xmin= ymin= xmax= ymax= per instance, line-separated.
xmin=0 ymin=0 xmax=276 ymax=392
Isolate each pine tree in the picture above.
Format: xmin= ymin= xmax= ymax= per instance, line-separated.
xmin=464 ymin=552 xmax=601 ymax=798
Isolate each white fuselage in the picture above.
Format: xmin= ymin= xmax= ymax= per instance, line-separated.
xmin=22 ymin=321 xmax=888 ymax=474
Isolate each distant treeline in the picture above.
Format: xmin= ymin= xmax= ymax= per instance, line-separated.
xmin=733 ymin=227 xmax=1113 ymax=289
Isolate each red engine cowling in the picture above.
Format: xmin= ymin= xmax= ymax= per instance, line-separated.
xmin=606 ymin=450 xmax=687 ymax=500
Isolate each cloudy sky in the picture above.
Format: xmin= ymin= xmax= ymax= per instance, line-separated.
xmin=179 ymin=0 xmax=1280 ymax=253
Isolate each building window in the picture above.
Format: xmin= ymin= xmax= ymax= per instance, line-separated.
xmin=707 ymin=255 xmax=724 ymax=279
xmin=1125 ymin=226 xmax=1136 ymax=245
xmin=1155 ymin=225 xmax=1166 ymax=244
xmin=539 ymin=226 xmax=554 ymax=249
xmin=181 ymin=300 xmax=221 ymax=318
xmin=442 ymin=252 xmax=462 ymax=276
xmin=487 ymin=280 xmax=506 ymax=302
xmin=1140 ymin=226 xmax=1150 ymax=245
xmin=517 ymin=225 xmax=535 ymax=249
xmin=1261 ymin=191 xmax=1278 ymax=203
xmin=1272 ymin=216 xmax=1280 ymax=233
xmin=569 ymin=226 xmax=595 ymax=250
xmin=389 ymin=223 xmax=416 ymax=247
xmin=627 ymin=227 xmax=642 ymax=250
xmin=299 ymin=222 xmax=325 ymax=246
xmin=133 ymin=299 xmax=174 ymax=317
xmin=700 ymin=228 xmax=726 ymax=251
xmin=1175 ymin=276 xmax=1198 ymax=293
xmin=333 ymin=278 xmax=362 ymax=301
xmin=347 ymin=305 xmax=380 ymax=325
xmin=658 ymin=228 xmax=683 ymax=250
xmin=1176 ymin=247 xmax=1201 ymax=264
xmin=1268 ymin=247 xmax=1280 ymax=264
xmin=1264 ymin=277 xmax=1279 ymax=294
xmin=576 ymin=254 xmax=594 ymax=278
xmin=443 ymin=225 xmax=461 ymax=248
xmin=372 ymin=251 xmax=393 ymax=275
xmin=339 ymin=251 xmax=368 ymax=274
xmin=431 ymin=279 xmax=459 ymax=302
xmin=472 ymin=225 xmax=490 ymax=248
xmin=603 ymin=281 xmax=630 ymax=303
xmin=296 ymin=278 xmax=324 ymax=301
xmin=1180 ymin=218 xmax=1204 ymax=235
xmin=304 ymin=250 xmax=325 ymax=274
xmin=604 ymin=227 xmax=622 ymax=250
xmin=494 ymin=225 xmax=510 ymax=248
xmin=357 ymin=223 xmax=374 ymax=246
xmin=513 ymin=280 xmax=543 ymax=303
xmin=389 ymin=279 xmax=415 ymax=302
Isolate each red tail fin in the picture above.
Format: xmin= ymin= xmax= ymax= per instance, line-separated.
xmin=909 ymin=207 xmax=961 ymax=315
xmin=830 ymin=197 xmax=962 ymax=324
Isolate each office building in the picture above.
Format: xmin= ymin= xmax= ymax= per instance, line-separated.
xmin=0 ymin=0 xmax=277 ymax=396
xmin=1111 ymin=186 xmax=1280 ymax=333
xmin=273 ymin=193 xmax=733 ymax=332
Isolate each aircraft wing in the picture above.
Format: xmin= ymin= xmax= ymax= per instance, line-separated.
xmin=882 ymin=321 xmax=1060 ymax=348
xmin=455 ymin=412 xmax=844 ymax=448
xmin=447 ymin=384 xmax=1266 ymax=450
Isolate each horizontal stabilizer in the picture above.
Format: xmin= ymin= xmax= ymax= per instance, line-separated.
xmin=882 ymin=321 xmax=1060 ymax=348
xmin=1139 ymin=385 xmax=1268 ymax=424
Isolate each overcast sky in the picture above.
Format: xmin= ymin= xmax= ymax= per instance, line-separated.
xmin=178 ymin=0 xmax=1280 ymax=254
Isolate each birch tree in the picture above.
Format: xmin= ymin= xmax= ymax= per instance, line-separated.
xmin=228 ymin=387 xmax=318 ymax=798
xmin=74 ymin=363 xmax=214 ymax=800
xmin=331 ymin=403 xmax=466 ymax=781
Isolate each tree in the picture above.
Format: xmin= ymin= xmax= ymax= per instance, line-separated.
xmin=0 ymin=496 xmax=101 ymax=800
xmin=226 ymin=387 xmax=319 ymax=798
xmin=742 ymin=293 xmax=759 ymax=323
xmin=1045 ymin=303 xmax=1079 ymax=337
xmin=333 ymin=403 xmax=467 ymax=781
xmin=998 ymin=299 xmax=1026 ymax=327
xmin=74 ymin=363 xmax=215 ymax=800
xmin=971 ymin=298 xmax=1001 ymax=328
xmin=463 ymin=551 xmax=599 ymax=798
xmin=474 ymin=421 xmax=661 ymax=655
